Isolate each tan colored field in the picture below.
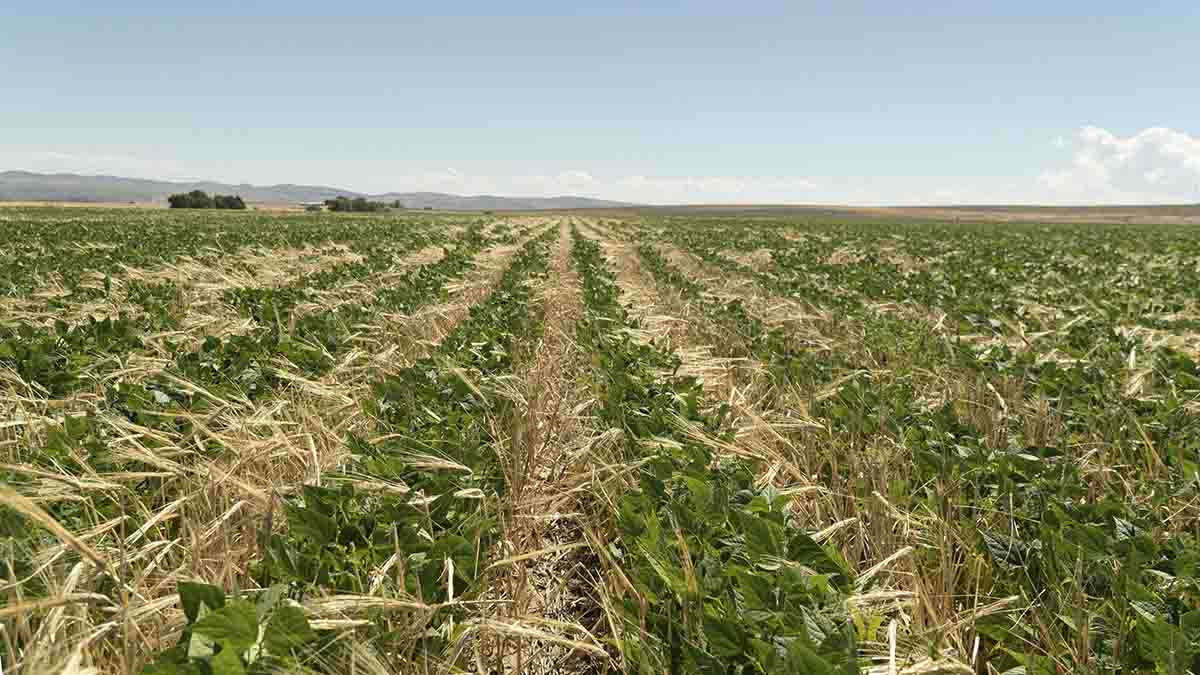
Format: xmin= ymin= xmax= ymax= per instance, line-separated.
xmin=585 ymin=203 xmax=1200 ymax=225
xmin=8 ymin=200 xmax=1200 ymax=223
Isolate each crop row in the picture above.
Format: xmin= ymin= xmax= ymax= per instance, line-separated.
xmin=623 ymin=218 xmax=1200 ymax=673
xmin=569 ymin=225 xmax=859 ymax=673
xmin=2 ymin=224 xmax=504 ymax=557
xmin=642 ymin=217 xmax=1200 ymax=336
xmin=140 ymin=228 xmax=557 ymax=673
xmin=0 ymin=224 xmax=486 ymax=402
xmin=0 ymin=220 xmax=532 ymax=672
xmin=0 ymin=208 xmax=477 ymax=301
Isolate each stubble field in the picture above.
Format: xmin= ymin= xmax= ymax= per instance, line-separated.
xmin=3 ymin=206 xmax=1200 ymax=674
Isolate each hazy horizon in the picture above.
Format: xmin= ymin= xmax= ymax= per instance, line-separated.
xmin=3 ymin=2 xmax=1198 ymax=206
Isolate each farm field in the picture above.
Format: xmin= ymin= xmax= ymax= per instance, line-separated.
xmin=2 ymin=206 xmax=1200 ymax=674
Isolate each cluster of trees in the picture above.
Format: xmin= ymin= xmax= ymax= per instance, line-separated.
xmin=323 ymin=196 xmax=402 ymax=212
xmin=167 ymin=190 xmax=247 ymax=209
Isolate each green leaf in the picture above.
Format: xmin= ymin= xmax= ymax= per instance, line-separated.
xmin=703 ymin=614 xmax=744 ymax=658
xmin=263 ymin=604 xmax=316 ymax=656
xmin=254 ymin=583 xmax=288 ymax=622
xmin=210 ymin=645 xmax=246 ymax=675
xmin=186 ymin=630 xmax=215 ymax=660
xmin=192 ymin=600 xmax=260 ymax=653
xmin=141 ymin=660 xmax=204 ymax=675
xmin=783 ymin=638 xmax=840 ymax=674
xmin=178 ymin=581 xmax=226 ymax=625
xmin=283 ymin=501 xmax=336 ymax=547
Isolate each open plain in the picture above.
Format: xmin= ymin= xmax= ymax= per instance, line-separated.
xmin=3 ymin=206 xmax=1200 ymax=674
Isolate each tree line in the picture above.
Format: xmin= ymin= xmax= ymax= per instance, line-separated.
xmin=167 ymin=190 xmax=247 ymax=209
xmin=323 ymin=196 xmax=402 ymax=212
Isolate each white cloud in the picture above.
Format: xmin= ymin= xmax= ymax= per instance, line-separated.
xmin=558 ymin=170 xmax=596 ymax=189
xmin=932 ymin=187 xmax=966 ymax=202
xmin=1038 ymin=125 xmax=1200 ymax=203
xmin=765 ymin=178 xmax=820 ymax=192
xmin=615 ymin=175 xmax=818 ymax=203
xmin=410 ymin=168 xmax=469 ymax=188
xmin=13 ymin=128 xmax=1199 ymax=207
xmin=517 ymin=170 xmax=597 ymax=194
xmin=367 ymin=170 xmax=820 ymax=203
xmin=363 ymin=168 xmax=600 ymax=196
xmin=364 ymin=167 xmax=506 ymax=195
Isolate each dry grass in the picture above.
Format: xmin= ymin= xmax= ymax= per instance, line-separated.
xmin=11 ymin=214 xmax=1142 ymax=673
xmin=593 ymin=227 xmax=987 ymax=671
xmin=0 ymin=222 xmax=543 ymax=674
xmin=597 ymin=238 xmax=748 ymax=390
xmin=648 ymin=228 xmax=1200 ymax=671
xmin=0 ymin=245 xmax=364 ymax=333
xmin=473 ymin=221 xmax=611 ymax=674
xmin=301 ymin=245 xmax=445 ymax=317
xmin=1 ymin=385 xmax=356 ymax=672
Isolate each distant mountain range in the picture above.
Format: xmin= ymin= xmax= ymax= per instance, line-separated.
xmin=0 ymin=171 xmax=635 ymax=210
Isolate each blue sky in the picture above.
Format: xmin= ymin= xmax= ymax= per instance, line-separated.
xmin=2 ymin=1 xmax=1198 ymax=204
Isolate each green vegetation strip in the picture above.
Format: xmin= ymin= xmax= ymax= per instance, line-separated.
xmin=632 ymin=217 xmax=1200 ymax=673
xmin=0 ymin=225 xmax=476 ymax=400
xmin=0 ymin=220 xmax=527 ymax=672
xmin=139 ymin=228 xmax=557 ymax=673
xmin=1 ymin=225 xmax=501 ymax=573
xmin=571 ymin=225 xmax=859 ymax=673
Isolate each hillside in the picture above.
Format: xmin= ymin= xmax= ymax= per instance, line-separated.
xmin=0 ymin=171 xmax=634 ymax=210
